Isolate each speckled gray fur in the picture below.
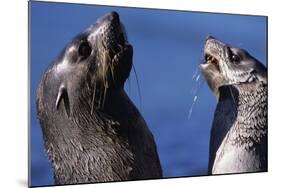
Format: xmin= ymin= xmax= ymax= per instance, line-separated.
xmin=201 ymin=36 xmax=267 ymax=174
xmin=210 ymin=84 xmax=267 ymax=174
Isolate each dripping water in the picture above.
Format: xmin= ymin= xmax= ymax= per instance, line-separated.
xmin=188 ymin=95 xmax=198 ymax=120
xmin=188 ymin=66 xmax=205 ymax=120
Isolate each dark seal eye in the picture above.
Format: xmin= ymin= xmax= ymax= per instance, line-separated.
xmin=78 ymin=41 xmax=92 ymax=58
xmin=230 ymin=54 xmax=240 ymax=64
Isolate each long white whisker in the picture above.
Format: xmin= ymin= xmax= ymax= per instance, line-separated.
xmin=132 ymin=65 xmax=142 ymax=109
xmin=91 ymin=84 xmax=96 ymax=115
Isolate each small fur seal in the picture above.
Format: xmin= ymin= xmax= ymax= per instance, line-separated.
xmin=36 ymin=12 xmax=162 ymax=184
xmin=200 ymin=36 xmax=267 ymax=174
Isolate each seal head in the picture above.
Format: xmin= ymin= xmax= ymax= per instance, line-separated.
xmin=200 ymin=36 xmax=267 ymax=97
xmin=46 ymin=11 xmax=133 ymax=115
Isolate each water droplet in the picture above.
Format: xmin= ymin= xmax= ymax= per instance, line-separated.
xmin=196 ymin=74 xmax=200 ymax=81
xmin=192 ymin=66 xmax=200 ymax=80
xmin=188 ymin=95 xmax=198 ymax=120
xmin=193 ymin=95 xmax=198 ymax=102
xmin=188 ymin=68 xmax=205 ymax=121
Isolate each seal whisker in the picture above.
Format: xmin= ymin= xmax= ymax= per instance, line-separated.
xmin=109 ymin=62 xmax=115 ymax=84
xmin=91 ymin=83 xmax=96 ymax=115
xmin=132 ymin=65 xmax=142 ymax=109
xmin=98 ymin=84 xmax=104 ymax=110
xmin=102 ymin=79 xmax=108 ymax=109
xmin=126 ymin=74 xmax=131 ymax=95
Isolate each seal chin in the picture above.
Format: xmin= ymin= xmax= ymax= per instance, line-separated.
xmin=110 ymin=43 xmax=133 ymax=87
xmin=112 ymin=43 xmax=132 ymax=65
xmin=200 ymin=38 xmax=225 ymax=97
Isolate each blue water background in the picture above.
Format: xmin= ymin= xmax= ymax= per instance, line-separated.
xmin=30 ymin=2 xmax=267 ymax=186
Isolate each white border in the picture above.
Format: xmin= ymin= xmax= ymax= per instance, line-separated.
xmin=0 ymin=0 xmax=280 ymax=188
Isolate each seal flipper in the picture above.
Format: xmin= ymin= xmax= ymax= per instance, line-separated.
xmin=55 ymin=85 xmax=70 ymax=117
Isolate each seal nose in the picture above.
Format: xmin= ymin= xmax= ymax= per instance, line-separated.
xmin=97 ymin=11 xmax=120 ymax=24
xmin=206 ymin=35 xmax=215 ymax=41
xmin=109 ymin=11 xmax=119 ymax=20
xmin=105 ymin=11 xmax=120 ymax=22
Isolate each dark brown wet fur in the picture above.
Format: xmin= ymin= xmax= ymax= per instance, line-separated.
xmin=36 ymin=12 xmax=162 ymax=185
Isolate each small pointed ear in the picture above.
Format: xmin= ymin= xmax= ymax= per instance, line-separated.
xmin=55 ymin=84 xmax=70 ymax=117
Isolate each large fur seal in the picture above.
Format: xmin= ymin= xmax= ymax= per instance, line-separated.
xmin=200 ymin=36 xmax=267 ymax=174
xmin=36 ymin=12 xmax=162 ymax=184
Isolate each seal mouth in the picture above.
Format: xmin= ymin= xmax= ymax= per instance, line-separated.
xmin=202 ymin=36 xmax=222 ymax=73
xmin=204 ymin=53 xmax=220 ymax=72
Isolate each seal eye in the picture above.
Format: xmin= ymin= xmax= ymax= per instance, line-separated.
xmin=78 ymin=41 xmax=92 ymax=58
xmin=230 ymin=54 xmax=240 ymax=64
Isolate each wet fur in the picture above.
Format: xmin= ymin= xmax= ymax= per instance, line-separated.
xmin=201 ymin=37 xmax=267 ymax=174
xmin=36 ymin=12 xmax=162 ymax=184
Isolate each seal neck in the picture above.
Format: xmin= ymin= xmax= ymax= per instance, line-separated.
xmin=225 ymin=83 xmax=267 ymax=149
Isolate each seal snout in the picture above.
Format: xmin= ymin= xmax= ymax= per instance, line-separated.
xmin=97 ymin=11 xmax=120 ymax=25
xmin=105 ymin=11 xmax=120 ymax=22
xmin=95 ymin=11 xmax=128 ymax=54
xmin=87 ymin=12 xmax=133 ymax=88
xmin=205 ymin=35 xmax=215 ymax=41
xmin=203 ymin=38 xmax=221 ymax=73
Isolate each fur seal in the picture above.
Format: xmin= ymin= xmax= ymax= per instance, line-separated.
xmin=200 ymin=36 xmax=267 ymax=174
xmin=36 ymin=12 xmax=162 ymax=184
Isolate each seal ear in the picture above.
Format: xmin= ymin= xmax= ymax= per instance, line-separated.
xmin=55 ymin=85 xmax=70 ymax=117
